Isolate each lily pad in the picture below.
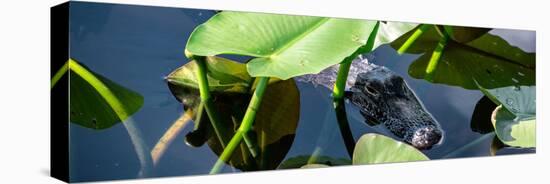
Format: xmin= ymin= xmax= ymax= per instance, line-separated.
xmin=391 ymin=25 xmax=535 ymax=89
xmin=353 ymin=133 xmax=428 ymax=165
xmin=166 ymin=57 xmax=300 ymax=171
xmin=491 ymin=105 xmax=535 ymax=148
xmin=69 ymin=59 xmax=143 ymax=130
xmin=278 ymin=155 xmax=351 ymax=169
xmin=479 ymin=85 xmax=535 ymax=116
xmin=165 ymin=56 xmax=252 ymax=94
xmin=371 ymin=21 xmax=417 ymax=51
xmin=479 ymin=85 xmax=535 ymax=148
xmin=445 ymin=26 xmax=491 ymax=43
xmin=185 ymin=11 xmax=378 ymax=79
xmin=300 ymin=164 xmax=330 ymax=168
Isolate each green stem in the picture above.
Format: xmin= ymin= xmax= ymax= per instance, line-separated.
xmin=332 ymin=60 xmax=352 ymax=101
xmin=203 ymin=99 xmax=230 ymax=147
xmin=242 ymin=132 xmax=259 ymax=158
xmin=332 ymin=21 xmax=379 ymax=101
xmin=68 ymin=59 xmax=153 ymax=177
xmin=333 ymin=99 xmax=355 ymax=158
xmin=195 ymin=56 xmax=211 ymax=101
xmin=194 ymin=56 xmax=232 ymax=148
xmin=194 ymin=56 xmax=257 ymax=167
xmin=51 ymin=61 xmax=68 ymax=89
xmin=210 ymin=77 xmax=270 ymax=174
xmin=424 ymin=30 xmax=449 ymax=82
xmin=397 ymin=24 xmax=431 ymax=54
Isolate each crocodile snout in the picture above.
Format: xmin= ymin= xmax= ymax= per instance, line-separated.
xmin=407 ymin=126 xmax=443 ymax=150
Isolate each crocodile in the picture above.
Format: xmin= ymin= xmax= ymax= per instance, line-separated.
xmin=296 ymin=55 xmax=443 ymax=150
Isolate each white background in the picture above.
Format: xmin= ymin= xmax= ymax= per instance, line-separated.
xmin=0 ymin=0 xmax=547 ymax=183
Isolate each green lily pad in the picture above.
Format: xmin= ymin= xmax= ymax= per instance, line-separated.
xmin=353 ymin=133 xmax=428 ymax=165
xmin=165 ymin=56 xmax=252 ymax=94
xmin=186 ymin=11 xmax=377 ymax=80
xmin=278 ymin=155 xmax=351 ymax=169
xmin=391 ymin=26 xmax=535 ymax=89
xmin=69 ymin=59 xmax=144 ymax=130
xmin=371 ymin=21 xmax=417 ymax=51
xmin=478 ymin=85 xmax=535 ymax=116
xmin=444 ymin=26 xmax=491 ymax=43
xmin=166 ymin=57 xmax=300 ymax=171
xmin=300 ymin=164 xmax=330 ymax=168
xmin=479 ymin=84 xmax=535 ymax=148
xmin=491 ymin=105 xmax=535 ymax=148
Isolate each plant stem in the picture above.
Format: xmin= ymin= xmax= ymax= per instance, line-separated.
xmin=151 ymin=109 xmax=194 ymax=166
xmin=397 ymin=24 xmax=431 ymax=54
xmin=242 ymin=132 xmax=259 ymax=157
xmin=424 ymin=30 xmax=449 ymax=82
xmin=333 ymin=99 xmax=355 ymax=158
xmin=194 ymin=57 xmax=231 ymax=148
xmin=68 ymin=59 xmax=154 ymax=177
xmin=51 ymin=61 xmax=68 ymax=89
xmin=332 ymin=60 xmax=353 ymax=101
xmin=332 ymin=22 xmax=379 ymax=101
xmin=195 ymin=56 xmax=258 ymax=166
xmin=195 ymin=56 xmax=211 ymax=101
xmin=209 ymin=77 xmax=270 ymax=174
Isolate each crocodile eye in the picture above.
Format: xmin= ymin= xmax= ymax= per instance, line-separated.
xmin=365 ymin=85 xmax=380 ymax=96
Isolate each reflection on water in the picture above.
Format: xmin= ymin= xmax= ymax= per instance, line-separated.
xmin=67 ymin=2 xmax=535 ymax=182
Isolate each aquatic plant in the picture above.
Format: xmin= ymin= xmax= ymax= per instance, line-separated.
xmin=391 ymin=25 xmax=535 ymax=89
xmin=51 ymin=59 xmax=152 ymax=177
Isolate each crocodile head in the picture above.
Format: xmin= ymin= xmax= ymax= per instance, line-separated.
xmin=348 ymin=64 xmax=443 ymax=150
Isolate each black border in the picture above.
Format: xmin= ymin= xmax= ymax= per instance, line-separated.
xmin=51 ymin=2 xmax=70 ymax=182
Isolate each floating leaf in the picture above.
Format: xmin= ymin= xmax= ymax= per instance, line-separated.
xmin=479 ymin=85 xmax=535 ymax=148
xmin=479 ymin=85 xmax=535 ymax=116
xmin=278 ymin=155 xmax=351 ymax=169
xmin=69 ymin=59 xmax=143 ymax=130
xmin=445 ymin=26 xmax=491 ymax=43
xmin=391 ymin=26 xmax=535 ymax=89
xmin=353 ymin=133 xmax=428 ymax=165
xmin=300 ymin=164 xmax=330 ymax=168
xmin=165 ymin=56 xmax=252 ymax=94
xmin=491 ymin=105 xmax=535 ymax=148
xmin=166 ymin=57 xmax=300 ymax=171
xmin=186 ymin=11 xmax=377 ymax=79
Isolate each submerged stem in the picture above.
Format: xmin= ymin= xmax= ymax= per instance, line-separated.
xmin=210 ymin=77 xmax=270 ymax=174
xmin=151 ymin=109 xmax=194 ymax=166
xmin=397 ymin=24 xmax=431 ymax=54
xmin=333 ymin=99 xmax=355 ymax=158
xmin=195 ymin=57 xmax=232 ymax=148
xmin=68 ymin=59 xmax=154 ymax=177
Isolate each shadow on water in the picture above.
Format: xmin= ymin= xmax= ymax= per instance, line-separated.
xmin=66 ymin=2 xmax=535 ymax=182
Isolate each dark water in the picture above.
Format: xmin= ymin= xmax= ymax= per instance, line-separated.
xmin=67 ymin=2 xmax=535 ymax=182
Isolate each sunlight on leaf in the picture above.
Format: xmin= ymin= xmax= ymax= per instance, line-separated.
xmin=186 ymin=11 xmax=378 ymax=79
xmin=353 ymin=133 xmax=428 ymax=165
xmin=69 ymin=59 xmax=143 ymax=130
